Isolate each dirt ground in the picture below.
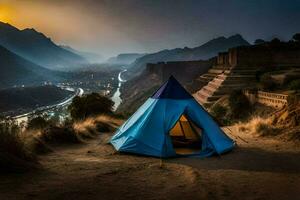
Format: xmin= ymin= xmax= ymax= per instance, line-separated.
xmin=0 ymin=128 xmax=300 ymax=200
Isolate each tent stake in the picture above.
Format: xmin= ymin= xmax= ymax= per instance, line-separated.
xmin=159 ymin=158 xmax=163 ymax=168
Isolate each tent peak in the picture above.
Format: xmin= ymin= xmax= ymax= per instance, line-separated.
xmin=151 ymin=75 xmax=193 ymax=99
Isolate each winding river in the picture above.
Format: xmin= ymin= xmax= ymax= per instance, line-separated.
xmin=12 ymin=69 xmax=126 ymax=124
xmin=111 ymin=69 xmax=127 ymax=110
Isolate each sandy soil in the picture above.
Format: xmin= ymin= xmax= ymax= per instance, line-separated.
xmin=0 ymin=128 xmax=299 ymax=200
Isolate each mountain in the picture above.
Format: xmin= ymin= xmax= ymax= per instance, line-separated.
xmin=0 ymin=45 xmax=61 ymax=88
xmin=129 ymin=34 xmax=250 ymax=74
xmin=107 ymin=53 xmax=147 ymax=65
xmin=0 ymin=22 xmax=88 ymax=71
xmin=60 ymin=45 xmax=104 ymax=63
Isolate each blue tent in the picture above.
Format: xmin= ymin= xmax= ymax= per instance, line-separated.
xmin=110 ymin=76 xmax=235 ymax=158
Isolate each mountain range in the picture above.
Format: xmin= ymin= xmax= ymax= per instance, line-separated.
xmin=129 ymin=34 xmax=250 ymax=75
xmin=107 ymin=53 xmax=147 ymax=65
xmin=60 ymin=45 xmax=104 ymax=64
xmin=0 ymin=22 xmax=88 ymax=71
xmin=0 ymin=21 xmax=251 ymax=90
xmin=0 ymin=45 xmax=61 ymax=88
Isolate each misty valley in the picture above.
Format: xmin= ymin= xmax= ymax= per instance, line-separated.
xmin=0 ymin=1 xmax=300 ymax=200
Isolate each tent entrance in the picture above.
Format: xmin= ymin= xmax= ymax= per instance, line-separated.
xmin=169 ymin=114 xmax=202 ymax=155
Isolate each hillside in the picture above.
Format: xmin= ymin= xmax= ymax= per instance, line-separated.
xmin=0 ymin=22 xmax=87 ymax=71
xmin=107 ymin=53 xmax=146 ymax=65
xmin=128 ymin=34 xmax=249 ymax=75
xmin=60 ymin=45 xmax=103 ymax=63
xmin=0 ymin=85 xmax=73 ymax=114
xmin=0 ymin=45 xmax=61 ymax=88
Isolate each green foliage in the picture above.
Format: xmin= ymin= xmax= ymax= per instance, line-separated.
xmin=40 ymin=126 xmax=80 ymax=144
xmin=68 ymin=93 xmax=114 ymax=120
xmin=292 ymin=33 xmax=300 ymax=42
xmin=259 ymin=74 xmax=277 ymax=90
xmin=256 ymin=123 xmax=279 ymax=136
xmin=0 ymin=120 xmax=36 ymax=172
xmin=228 ymin=90 xmax=252 ymax=119
xmin=210 ymin=104 xmax=231 ymax=125
xmin=254 ymin=39 xmax=265 ymax=45
xmin=288 ymin=79 xmax=300 ymax=90
xmin=271 ymin=38 xmax=281 ymax=44
xmin=0 ymin=120 xmax=27 ymax=158
xmin=27 ymin=116 xmax=49 ymax=130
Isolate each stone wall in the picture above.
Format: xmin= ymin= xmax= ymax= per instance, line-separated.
xmin=243 ymin=90 xmax=288 ymax=108
xmin=146 ymin=59 xmax=214 ymax=84
xmin=228 ymin=44 xmax=300 ymax=67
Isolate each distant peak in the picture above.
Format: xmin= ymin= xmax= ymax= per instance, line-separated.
xmin=22 ymin=28 xmax=38 ymax=33
xmin=228 ymin=34 xmax=243 ymax=40
xmin=0 ymin=21 xmax=19 ymax=30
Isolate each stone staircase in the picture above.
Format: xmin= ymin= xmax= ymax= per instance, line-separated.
xmin=193 ymin=67 xmax=257 ymax=107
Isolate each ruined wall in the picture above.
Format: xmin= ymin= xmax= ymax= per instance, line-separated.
xmin=217 ymin=52 xmax=229 ymax=65
xmin=146 ymin=59 xmax=214 ymax=84
xmin=243 ymin=89 xmax=288 ymax=108
xmin=227 ymin=44 xmax=300 ymax=68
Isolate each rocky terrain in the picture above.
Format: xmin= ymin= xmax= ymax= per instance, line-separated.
xmin=0 ymin=126 xmax=299 ymax=200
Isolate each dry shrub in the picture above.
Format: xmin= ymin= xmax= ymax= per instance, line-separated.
xmin=235 ymin=116 xmax=281 ymax=138
xmin=22 ymin=130 xmax=53 ymax=155
xmin=39 ymin=126 xmax=81 ymax=144
xmin=73 ymin=115 xmax=123 ymax=140
xmin=0 ymin=121 xmax=38 ymax=172
xmin=255 ymin=122 xmax=280 ymax=136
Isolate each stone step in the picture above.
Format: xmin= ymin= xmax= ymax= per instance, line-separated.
xmin=212 ymin=77 xmax=250 ymax=85
xmin=201 ymin=86 xmax=218 ymax=95
xmin=206 ymin=95 xmax=223 ymax=102
xmin=212 ymin=65 xmax=232 ymax=70
xmin=201 ymin=73 xmax=217 ymax=78
xmin=194 ymin=92 xmax=208 ymax=103
xmin=207 ymin=69 xmax=225 ymax=74
xmin=203 ymin=101 xmax=215 ymax=108
xmin=208 ymin=82 xmax=223 ymax=89
xmin=197 ymin=76 xmax=212 ymax=82
xmin=195 ymin=91 xmax=223 ymax=107
xmin=216 ymin=74 xmax=255 ymax=81
xmin=230 ymin=69 xmax=258 ymax=74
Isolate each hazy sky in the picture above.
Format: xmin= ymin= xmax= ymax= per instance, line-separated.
xmin=0 ymin=0 xmax=300 ymax=58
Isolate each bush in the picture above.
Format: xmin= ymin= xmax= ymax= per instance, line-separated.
xmin=292 ymin=33 xmax=300 ymax=42
xmin=228 ymin=90 xmax=252 ymax=119
xmin=288 ymin=79 xmax=300 ymax=90
xmin=40 ymin=126 xmax=81 ymax=144
xmin=68 ymin=93 xmax=114 ymax=120
xmin=210 ymin=104 xmax=231 ymax=125
xmin=260 ymin=74 xmax=277 ymax=90
xmin=27 ymin=116 xmax=50 ymax=130
xmin=256 ymin=123 xmax=279 ymax=136
xmin=0 ymin=120 xmax=37 ymax=172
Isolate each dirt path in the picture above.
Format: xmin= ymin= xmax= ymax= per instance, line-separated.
xmin=1 ymin=130 xmax=300 ymax=200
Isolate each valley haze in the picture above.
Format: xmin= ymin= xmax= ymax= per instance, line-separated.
xmin=0 ymin=1 xmax=300 ymax=200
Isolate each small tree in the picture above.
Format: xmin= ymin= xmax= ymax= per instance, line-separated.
xmin=68 ymin=93 xmax=114 ymax=120
xmin=288 ymin=79 xmax=300 ymax=91
xmin=254 ymin=39 xmax=265 ymax=45
xmin=260 ymin=74 xmax=277 ymax=91
xmin=210 ymin=104 xmax=230 ymax=125
xmin=292 ymin=33 xmax=300 ymax=42
xmin=271 ymin=38 xmax=281 ymax=44
xmin=228 ymin=90 xmax=251 ymax=119
xmin=27 ymin=116 xmax=49 ymax=130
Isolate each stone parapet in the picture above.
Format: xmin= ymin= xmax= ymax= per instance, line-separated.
xmin=243 ymin=90 xmax=288 ymax=108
